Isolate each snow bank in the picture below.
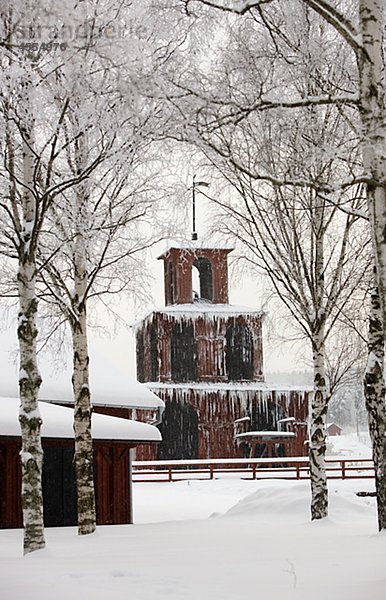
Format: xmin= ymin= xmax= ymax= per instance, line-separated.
xmin=0 ymin=479 xmax=384 ymax=600
xmin=223 ymin=480 xmax=374 ymax=522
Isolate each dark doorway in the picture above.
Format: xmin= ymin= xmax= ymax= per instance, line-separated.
xmin=136 ymin=331 xmax=145 ymax=382
xmin=42 ymin=445 xmax=77 ymax=527
xmin=250 ymin=399 xmax=288 ymax=431
xmin=168 ymin=261 xmax=175 ymax=304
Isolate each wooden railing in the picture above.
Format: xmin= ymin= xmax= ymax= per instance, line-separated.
xmin=132 ymin=456 xmax=374 ymax=483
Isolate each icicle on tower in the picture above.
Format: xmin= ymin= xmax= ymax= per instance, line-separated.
xmin=136 ymin=243 xmax=309 ymax=460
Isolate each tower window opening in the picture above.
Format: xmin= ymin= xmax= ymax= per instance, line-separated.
xmin=192 ymin=265 xmax=200 ymax=301
xmin=192 ymin=257 xmax=213 ymax=302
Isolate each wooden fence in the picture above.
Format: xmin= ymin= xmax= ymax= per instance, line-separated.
xmin=132 ymin=456 xmax=374 ymax=483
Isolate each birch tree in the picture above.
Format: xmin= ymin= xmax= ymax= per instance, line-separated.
xmin=145 ymin=0 xmax=379 ymax=521
xmin=0 ymin=0 xmax=131 ymax=549
xmin=0 ymin=26 xmax=55 ymax=553
xmin=39 ymin=139 xmax=167 ymax=535
xmin=363 ymin=275 xmax=386 ymax=530
xmin=34 ymin=0 xmax=177 ymax=534
xmin=0 ymin=5 xmax=76 ymax=552
xmin=215 ymin=178 xmax=369 ymax=518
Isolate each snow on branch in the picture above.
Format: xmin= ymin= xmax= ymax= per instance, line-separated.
xmin=302 ymin=0 xmax=362 ymax=54
xmin=186 ymin=0 xmax=361 ymax=55
xmin=204 ymin=139 xmax=370 ymax=193
xmin=184 ymin=0 xmax=274 ymax=15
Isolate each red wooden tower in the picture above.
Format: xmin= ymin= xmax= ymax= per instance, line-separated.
xmin=136 ymin=241 xmax=309 ymax=459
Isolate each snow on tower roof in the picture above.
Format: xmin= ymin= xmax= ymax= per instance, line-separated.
xmin=159 ymin=303 xmax=263 ymax=316
xmin=157 ymin=240 xmax=234 ymax=258
xmin=136 ymin=303 xmax=264 ymax=327
xmin=0 ymin=396 xmax=161 ymax=443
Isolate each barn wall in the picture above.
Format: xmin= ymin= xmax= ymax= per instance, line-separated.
xmin=135 ymin=387 xmax=309 ymax=461
xmin=0 ymin=438 xmax=136 ymax=529
xmin=94 ymin=444 xmax=131 ymax=525
xmin=0 ymin=440 xmax=22 ymax=528
xmin=91 ymin=407 xmax=159 ymax=462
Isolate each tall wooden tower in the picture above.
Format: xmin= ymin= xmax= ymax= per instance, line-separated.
xmin=136 ymin=241 xmax=309 ymax=459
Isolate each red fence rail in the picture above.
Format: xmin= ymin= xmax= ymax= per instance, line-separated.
xmin=132 ymin=456 xmax=374 ymax=483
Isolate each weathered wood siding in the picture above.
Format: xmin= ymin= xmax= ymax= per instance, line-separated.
xmin=0 ymin=440 xmax=22 ymax=528
xmin=135 ymin=387 xmax=309 ymax=461
xmin=94 ymin=445 xmax=131 ymax=525
xmin=137 ymin=313 xmax=264 ymax=384
xmin=0 ymin=438 xmax=134 ymax=529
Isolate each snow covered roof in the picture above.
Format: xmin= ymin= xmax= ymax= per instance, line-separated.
xmin=39 ymin=356 xmax=164 ymax=410
xmin=157 ymin=240 xmax=234 ymax=258
xmin=0 ymin=325 xmax=164 ymax=411
xmin=0 ymin=397 xmax=161 ymax=443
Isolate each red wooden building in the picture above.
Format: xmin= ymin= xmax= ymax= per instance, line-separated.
xmin=327 ymin=423 xmax=343 ymax=437
xmin=136 ymin=242 xmax=310 ymax=460
xmin=0 ymin=397 xmax=160 ymax=529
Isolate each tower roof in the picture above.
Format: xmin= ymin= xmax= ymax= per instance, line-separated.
xmin=157 ymin=240 xmax=234 ymax=260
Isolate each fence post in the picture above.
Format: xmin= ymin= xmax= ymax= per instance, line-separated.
xmin=341 ymin=461 xmax=345 ymax=480
xmin=168 ymin=466 xmax=172 ymax=482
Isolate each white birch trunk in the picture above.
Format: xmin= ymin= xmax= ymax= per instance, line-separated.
xmin=71 ymin=242 xmax=96 ymax=535
xmin=71 ymin=298 xmax=96 ymax=534
xmin=358 ymin=1 xmax=386 ymax=530
xmin=358 ymin=1 xmax=386 ymax=322
xmin=309 ymin=194 xmax=328 ymax=520
xmin=18 ymin=132 xmax=45 ymax=554
xmin=309 ymin=332 xmax=328 ymax=520
xmin=71 ymin=136 xmax=96 ymax=535
xmin=363 ymin=278 xmax=386 ymax=531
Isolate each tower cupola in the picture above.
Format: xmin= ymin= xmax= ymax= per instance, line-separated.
xmin=158 ymin=243 xmax=233 ymax=305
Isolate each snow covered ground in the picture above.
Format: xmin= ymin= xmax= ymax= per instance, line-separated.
xmin=326 ymin=431 xmax=372 ymax=458
xmin=1 ymin=473 xmax=385 ymax=600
